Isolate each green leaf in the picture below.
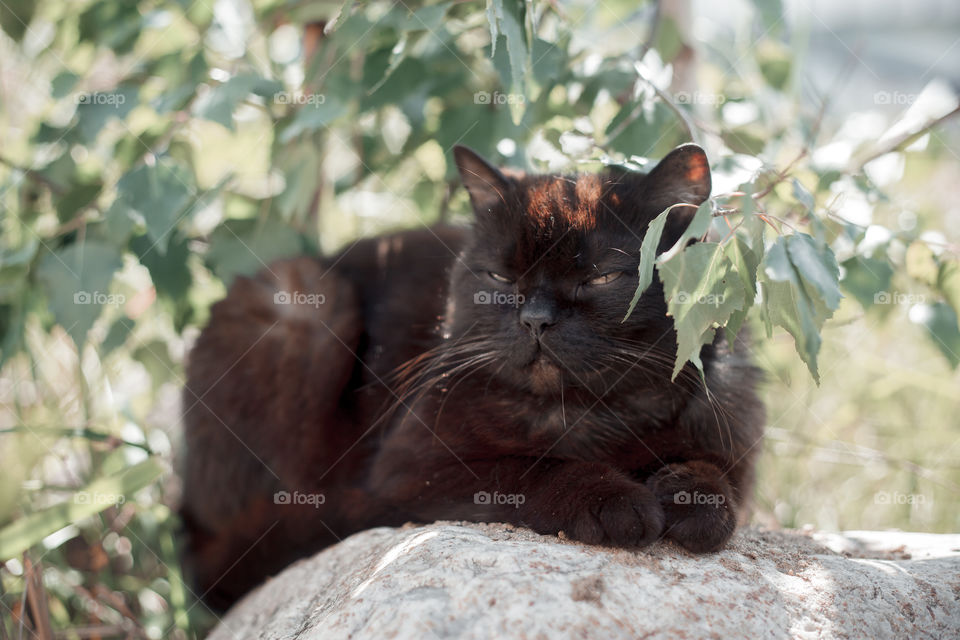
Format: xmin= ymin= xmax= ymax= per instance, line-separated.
xmin=624 ymin=203 xmax=682 ymax=321
xmin=0 ymin=239 xmax=38 ymax=302
xmin=757 ymin=39 xmax=791 ymax=89
xmin=723 ymin=236 xmax=761 ymax=344
xmin=658 ymin=242 xmax=746 ymax=379
xmin=0 ymin=301 xmax=27 ymax=369
xmin=35 ymin=242 xmax=124 ymax=351
xmin=327 ymin=0 xmax=357 ymax=33
xmin=51 ymin=72 xmax=79 ymax=99
xmin=654 ymin=17 xmax=684 ymax=62
xmin=104 ymin=200 xmax=137 ymax=245
xmin=152 ymin=84 xmax=196 ymax=114
xmin=131 ymin=232 xmax=192 ymax=300
xmin=101 ymin=316 xmax=135 ymax=356
xmin=785 ymin=232 xmax=843 ymax=310
xmin=436 ymin=103 xmax=500 ymax=159
xmin=0 ymin=458 xmax=163 ymax=559
xmin=133 ymin=340 xmax=178 ymax=383
xmin=840 ymin=255 xmax=894 ymax=309
xmin=531 ymin=38 xmax=565 ymax=82
xmin=760 ymin=234 xmax=841 ymax=382
xmin=362 ymin=54 xmax=428 ymax=110
xmin=606 ymin=101 xmax=682 ymax=158
xmin=75 ymin=87 xmax=139 ymax=143
xmin=791 ymin=178 xmax=814 ymax=211
xmin=750 ymin=0 xmax=784 ymax=32
xmin=279 ymin=97 xmax=348 ymax=143
xmin=37 ymin=152 xmax=77 ymax=192
xmin=624 ymin=201 xmax=711 ymax=322
xmin=486 ymin=0 xmax=528 ymax=124
xmin=937 ymin=260 xmax=960 ymax=328
xmin=659 ymin=200 xmax=713 ymax=262
xmin=486 ymin=0 xmax=500 ymax=56
xmin=206 ymin=219 xmax=305 ymax=287
xmin=55 ymin=180 xmax=102 ymax=223
xmin=114 ymin=162 xmax=195 ymax=255
xmin=912 ymin=302 xmax=960 ymax=369
xmin=194 ymin=74 xmax=280 ymax=130
xmin=0 ymin=0 xmax=35 ymax=41
xmin=274 ymin=145 xmax=323 ymax=221
xmin=78 ymin=2 xmax=142 ymax=53
xmin=392 ymin=3 xmax=451 ymax=32
xmin=365 ymin=36 xmax=413 ymax=96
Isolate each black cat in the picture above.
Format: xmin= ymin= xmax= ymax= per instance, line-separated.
xmin=180 ymin=143 xmax=765 ymax=609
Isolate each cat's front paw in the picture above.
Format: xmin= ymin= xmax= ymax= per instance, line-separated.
xmin=646 ymin=462 xmax=737 ymax=553
xmin=566 ymin=484 xmax=665 ymax=548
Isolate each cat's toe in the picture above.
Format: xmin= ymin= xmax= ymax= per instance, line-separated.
xmin=661 ymin=504 xmax=736 ymax=552
xmin=646 ymin=466 xmax=737 ymax=553
xmin=572 ymin=486 xmax=664 ymax=548
xmin=599 ymin=489 xmax=665 ymax=547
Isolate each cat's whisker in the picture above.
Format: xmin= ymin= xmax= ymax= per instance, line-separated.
xmin=433 ymin=353 xmax=500 ymax=431
xmin=601 ymin=340 xmax=737 ymax=451
xmin=372 ymin=343 xmax=500 ymax=431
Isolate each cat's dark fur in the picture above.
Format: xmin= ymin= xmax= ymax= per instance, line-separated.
xmin=180 ymin=144 xmax=765 ymax=610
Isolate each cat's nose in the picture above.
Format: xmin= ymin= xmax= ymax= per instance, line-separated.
xmin=519 ymin=299 xmax=557 ymax=338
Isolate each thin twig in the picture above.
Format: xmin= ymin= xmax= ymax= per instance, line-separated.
xmin=0 ymin=573 xmax=8 ymax=640
xmin=23 ymin=555 xmax=53 ymax=640
xmin=53 ymin=211 xmax=97 ymax=236
xmin=637 ymin=0 xmax=662 ymax=61
xmin=53 ymin=626 xmax=128 ymax=640
xmin=0 ymin=155 xmax=66 ymax=195
xmin=854 ymin=104 xmax=960 ymax=171
xmin=751 ymin=148 xmax=808 ymax=200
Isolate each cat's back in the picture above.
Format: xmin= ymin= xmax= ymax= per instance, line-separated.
xmin=181 ymin=225 xmax=465 ymax=531
xmin=333 ymin=225 xmax=468 ymax=379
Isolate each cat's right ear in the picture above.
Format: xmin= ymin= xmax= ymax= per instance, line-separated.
xmin=454 ymin=146 xmax=510 ymax=215
xmin=644 ymin=143 xmax=711 ymax=207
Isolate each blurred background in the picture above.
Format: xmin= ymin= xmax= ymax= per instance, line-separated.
xmin=0 ymin=0 xmax=958 ymax=637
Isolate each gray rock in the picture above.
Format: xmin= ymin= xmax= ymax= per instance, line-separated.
xmin=209 ymin=523 xmax=960 ymax=639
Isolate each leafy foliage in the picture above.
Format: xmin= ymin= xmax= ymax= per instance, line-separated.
xmin=0 ymin=0 xmax=958 ymax=637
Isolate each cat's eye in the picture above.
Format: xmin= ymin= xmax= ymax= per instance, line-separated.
xmin=585 ymin=271 xmax=624 ymax=286
xmin=488 ymin=271 xmax=514 ymax=284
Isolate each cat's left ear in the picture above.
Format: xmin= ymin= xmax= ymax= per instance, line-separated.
xmin=644 ymin=143 xmax=711 ymax=207
xmin=454 ymin=146 xmax=511 ymax=215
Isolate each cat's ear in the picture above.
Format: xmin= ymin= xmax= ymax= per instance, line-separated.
xmin=454 ymin=146 xmax=510 ymax=215
xmin=644 ymin=143 xmax=711 ymax=207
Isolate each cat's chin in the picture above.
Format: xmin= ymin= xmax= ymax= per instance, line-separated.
xmin=526 ymin=355 xmax=563 ymax=395
xmin=501 ymin=349 xmax=609 ymax=396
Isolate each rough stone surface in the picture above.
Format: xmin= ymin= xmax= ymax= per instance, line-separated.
xmin=209 ymin=522 xmax=960 ymax=640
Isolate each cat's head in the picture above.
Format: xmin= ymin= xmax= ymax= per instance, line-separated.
xmin=445 ymin=143 xmax=711 ymax=395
